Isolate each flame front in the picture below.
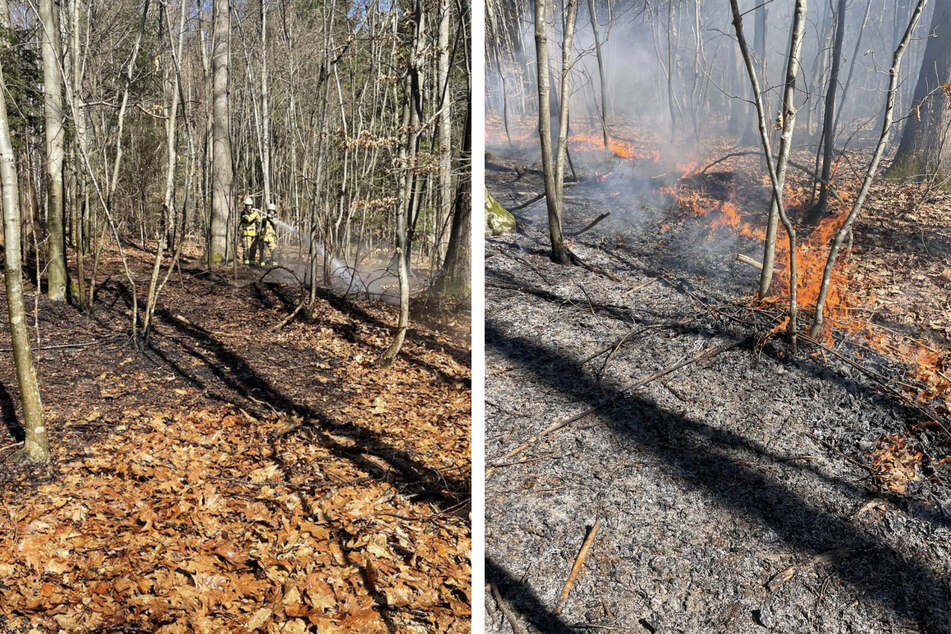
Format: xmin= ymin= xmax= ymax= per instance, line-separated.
xmin=485 ymin=117 xmax=948 ymax=407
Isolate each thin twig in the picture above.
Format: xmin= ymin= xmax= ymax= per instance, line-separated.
xmin=489 ymin=582 xmax=527 ymax=634
xmin=570 ymin=213 xmax=610 ymax=238
xmin=555 ymin=516 xmax=602 ymax=614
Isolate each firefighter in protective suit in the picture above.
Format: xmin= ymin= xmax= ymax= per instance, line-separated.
xmin=259 ymin=203 xmax=278 ymax=266
xmin=239 ymin=196 xmax=261 ymax=265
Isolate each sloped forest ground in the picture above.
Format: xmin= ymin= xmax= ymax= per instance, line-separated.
xmin=484 ymin=137 xmax=951 ymax=633
xmin=0 ymin=247 xmax=471 ymax=633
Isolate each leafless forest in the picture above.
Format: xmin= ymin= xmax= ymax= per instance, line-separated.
xmin=486 ymin=0 xmax=951 ymax=631
xmin=0 ymin=0 xmax=471 ymax=630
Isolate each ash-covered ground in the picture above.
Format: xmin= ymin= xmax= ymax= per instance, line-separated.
xmin=485 ymin=152 xmax=951 ymax=633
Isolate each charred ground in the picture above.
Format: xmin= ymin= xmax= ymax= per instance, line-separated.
xmin=485 ymin=134 xmax=951 ymax=633
xmin=0 ymin=249 xmax=471 ymax=632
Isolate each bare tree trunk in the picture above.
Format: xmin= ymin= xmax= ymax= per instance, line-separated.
xmin=587 ymin=0 xmax=609 ymax=148
xmin=0 ymin=64 xmax=48 ymax=463
xmin=534 ymin=0 xmax=570 ymax=264
xmin=209 ymin=0 xmax=233 ymax=265
xmin=143 ymin=0 xmax=188 ymax=345
xmin=555 ymin=0 xmax=578 ymax=197
xmin=666 ymin=0 xmax=677 ymax=142
xmin=380 ymin=94 xmax=413 ymax=367
xmin=68 ymin=0 xmax=91 ymax=309
xmin=811 ymin=0 xmax=928 ymax=336
xmin=436 ymin=0 xmax=452 ymax=260
xmin=382 ymin=0 xmax=426 ymax=366
xmin=758 ymin=1 xmax=808 ymax=298
xmin=260 ymin=0 xmax=271 ymax=205
xmin=740 ymin=1 xmax=768 ymax=145
xmin=833 ymin=0 xmax=872 ymax=138
xmin=436 ymin=97 xmax=470 ymax=298
xmin=813 ymin=0 xmax=847 ymax=219
xmin=732 ymin=0 xmax=806 ymax=350
xmin=38 ymin=0 xmax=67 ymax=301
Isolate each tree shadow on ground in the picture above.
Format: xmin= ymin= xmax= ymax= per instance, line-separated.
xmin=486 ymin=557 xmax=576 ymax=633
xmin=250 ymin=282 xmax=469 ymax=387
xmin=146 ymin=307 xmax=467 ymax=513
xmin=489 ymin=242 xmax=949 ymax=475
xmin=486 ymin=322 xmax=951 ymax=632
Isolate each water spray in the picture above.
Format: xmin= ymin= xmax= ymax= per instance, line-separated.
xmin=268 ymin=217 xmax=375 ymax=297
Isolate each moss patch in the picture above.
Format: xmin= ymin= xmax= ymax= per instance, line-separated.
xmin=485 ymin=190 xmax=516 ymax=236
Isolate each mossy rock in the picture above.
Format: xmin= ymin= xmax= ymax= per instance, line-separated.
xmin=486 ymin=189 xmax=515 ymax=236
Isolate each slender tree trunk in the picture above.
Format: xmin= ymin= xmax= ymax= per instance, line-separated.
xmin=38 ymin=0 xmax=67 ymax=301
xmin=143 ymin=0 xmax=188 ymax=345
xmin=813 ymin=0 xmax=847 ymax=219
xmin=758 ymin=1 xmax=808 ymax=298
xmin=209 ymin=0 xmax=233 ymax=265
xmin=382 ymin=0 xmax=425 ymax=365
xmin=666 ymin=0 xmax=677 ymax=142
xmin=436 ymin=0 xmax=452 ymax=259
xmin=834 ymin=0 xmax=871 ymax=137
xmin=740 ymin=1 xmax=768 ymax=145
xmin=0 ymin=64 xmax=48 ymax=463
xmin=587 ymin=0 xmax=610 ymax=148
xmin=68 ymin=0 xmax=91 ymax=308
xmin=555 ymin=0 xmax=578 ymax=197
xmin=260 ymin=0 xmax=271 ymax=205
xmin=535 ymin=0 xmax=571 ymax=264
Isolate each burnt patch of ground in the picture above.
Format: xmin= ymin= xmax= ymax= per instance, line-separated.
xmin=485 ymin=154 xmax=951 ymax=633
xmin=0 ymin=248 xmax=470 ymax=632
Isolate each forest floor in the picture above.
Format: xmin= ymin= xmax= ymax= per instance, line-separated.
xmin=0 ymin=247 xmax=471 ymax=633
xmin=484 ymin=129 xmax=951 ymax=633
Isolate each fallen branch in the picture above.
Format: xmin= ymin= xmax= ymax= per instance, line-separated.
xmin=489 ymin=582 xmax=527 ymax=634
xmin=623 ymin=278 xmax=657 ymax=297
xmin=0 ymin=336 xmax=121 ymax=353
xmin=580 ymin=316 xmax=694 ymax=367
xmin=271 ymin=302 xmax=306 ymax=332
xmin=568 ymin=249 xmax=621 ymax=282
xmin=499 ymin=338 xmax=743 ymax=461
xmin=699 ymin=150 xmax=756 ymax=174
xmin=735 ymin=253 xmax=763 ymax=270
xmin=509 ymin=180 xmax=579 ymax=211
xmin=555 ymin=516 xmax=602 ymax=614
xmin=509 ymin=191 xmax=546 ymax=211
xmin=569 ymin=213 xmax=610 ymax=238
